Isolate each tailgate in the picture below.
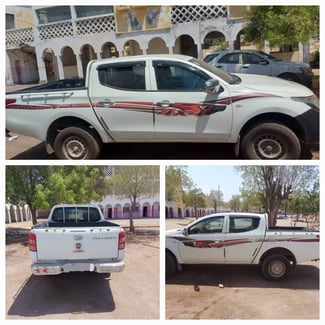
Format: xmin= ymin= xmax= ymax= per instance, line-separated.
xmin=35 ymin=227 xmax=121 ymax=261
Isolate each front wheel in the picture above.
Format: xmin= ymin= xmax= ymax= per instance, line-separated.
xmin=54 ymin=126 xmax=101 ymax=159
xmin=241 ymin=123 xmax=301 ymax=159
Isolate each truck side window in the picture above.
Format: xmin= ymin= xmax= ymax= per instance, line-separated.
xmin=229 ymin=216 xmax=260 ymax=233
xmin=153 ymin=61 xmax=208 ymax=91
xmin=188 ymin=216 xmax=224 ymax=234
xmin=97 ymin=62 xmax=146 ymax=90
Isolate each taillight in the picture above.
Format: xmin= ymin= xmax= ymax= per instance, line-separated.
xmin=118 ymin=230 xmax=126 ymax=250
xmin=29 ymin=232 xmax=37 ymax=252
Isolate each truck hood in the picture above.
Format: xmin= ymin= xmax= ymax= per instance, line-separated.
xmin=235 ymin=73 xmax=314 ymax=97
xmin=166 ymin=228 xmax=185 ymax=237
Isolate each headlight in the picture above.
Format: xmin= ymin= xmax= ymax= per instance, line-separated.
xmin=292 ymin=94 xmax=319 ymax=110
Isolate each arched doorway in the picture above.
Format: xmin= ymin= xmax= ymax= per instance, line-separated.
xmin=174 ymin=35 xmax=197 ymax=57
xmin=123 ymin=40 xmax=143 ymax=56
xmin=147 ymin=37 xmax=169 ymax=54
xmin=80 ymin=44 xmax=97 ymax=77
xmin=102 ymin=42 xmax=119 ymax=58
xmin=61 ymin=46 xmax=78 ymax=78
xmin=203 ymin=31 xmax=227 ymax=52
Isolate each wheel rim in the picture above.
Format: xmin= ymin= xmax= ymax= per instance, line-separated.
xmin=268 ymin=260 xmax=286 ymax=278
xmin=255 ymin=136 xmax=285 ymax=159
xmin=63 ymin=137 xmax=88 ymax=159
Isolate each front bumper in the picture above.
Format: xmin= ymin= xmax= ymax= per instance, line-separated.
xmin=295 ymin=108 xmax=319 ymax=144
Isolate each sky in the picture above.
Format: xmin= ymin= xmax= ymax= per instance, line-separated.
xmin=185 ymin=165 xmax=243 ymax=201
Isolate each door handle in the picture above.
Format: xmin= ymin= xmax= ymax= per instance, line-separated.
xmin=156 ymin=100 xmax=172 ymax=108
xmin=98 ymin=99 xmax=114 ymax=108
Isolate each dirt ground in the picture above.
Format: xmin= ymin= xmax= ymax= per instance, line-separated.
xmin=6 ymin=231 xmax=160 ymax=319
xmin=165 ymin=217 xmax=320 ymax=319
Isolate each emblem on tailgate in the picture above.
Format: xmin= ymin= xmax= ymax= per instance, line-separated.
xmin=73 ymin=235 xmax=83 ymax=240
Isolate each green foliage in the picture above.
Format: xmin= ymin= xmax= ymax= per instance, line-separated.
xmin=236 ymin=165 xmax=319 ymax=226
xmin=243 ymin=6 xmax=319 ymax=47
xmin=6 ymin=166 xmax=111 ymax=224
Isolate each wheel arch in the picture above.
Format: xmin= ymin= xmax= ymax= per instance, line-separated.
xmin=46 ymin=116 xmax=102 ymax=152
xmin=239 ymin=113 xmax=306 ymax=143
xmin=166 ymin=248 xmax=182 ymax=271
xmin=259 ymin=247 xmax=297 ymax=267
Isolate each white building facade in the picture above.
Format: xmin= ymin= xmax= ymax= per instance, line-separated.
xmin=6 ymin=5 xmax=247 ymax=85
xmin=94 ymin=195 xmax=160 ymax=220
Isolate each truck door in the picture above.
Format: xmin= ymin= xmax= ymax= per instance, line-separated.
xmin=89 ymin=60 xmax=155 ymax=141
xmin=150 ymin=60 xmax=233 ymax=141
xmin=178 ymin=215 xmax=225 ymax=263
xmin=224 ymin=215 xmax=263 ymax=263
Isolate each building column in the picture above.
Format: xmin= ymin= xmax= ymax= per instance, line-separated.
xmin=35 ymin=47 xmax=48 ymax=83
xmin=58 ymin=55 xmax=65 ymax=79
xmin=77 ymin=53 xmax=84 ymax=78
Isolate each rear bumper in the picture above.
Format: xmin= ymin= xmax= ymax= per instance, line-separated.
xmin=31 ymin=260 xmax=125 ymax=275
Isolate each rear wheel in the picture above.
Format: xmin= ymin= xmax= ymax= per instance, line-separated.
xmin=261 ymin=254 xmax=292 ymax=281
xmin=54 ymin=126 xmax=101 ymax=160
xmin=241 ymin=123 xmax=301 ymax=159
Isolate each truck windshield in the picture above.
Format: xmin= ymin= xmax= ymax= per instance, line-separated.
xmin=51 ymin=207 xmax=101 ymax=222
xmin=189 ymin=58 xmax=239 ymax=84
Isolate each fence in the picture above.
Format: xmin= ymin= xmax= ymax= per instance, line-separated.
xmin=5 ymin=204 xmax=32 ymax=224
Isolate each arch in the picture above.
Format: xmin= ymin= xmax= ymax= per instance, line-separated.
xmin=105 ymin=204 xmax=113 ymax=219
xmin=174 ymin=34 xmax=197 ymax=57
xmin=114 ymin=203 xmax=122 ymax=219
xmin=147 ymin=37 xmax=169 ymax=54
xmin=80 ymin=44 xmax=97 ymax=77
xmin=152 ymin=201 xmax=160 ymax=217
xmin=61 ymin=46 xmax=78 ymax=78
xmin=123 ymin=203 xmax=131 ymax=218
xmin=203 ymin=31 xmax=227 ymax=51
xmin=101 ymin=42 xmax=119 ymax=58
xmin=142 ymin=202 xmax=151 ymax=217
xmin=123 ymin=40 xmax=143 ymax=56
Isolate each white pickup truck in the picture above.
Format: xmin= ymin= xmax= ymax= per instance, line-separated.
xmin=166 ymin=213 xmax=319 ymax=280
xmin=6 ymin=54 xmax=319 ymax=160
xmin=28 ymin=204 xmax=126 ymax=276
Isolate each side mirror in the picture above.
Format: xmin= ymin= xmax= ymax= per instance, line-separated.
xmin=182 ymin=228 xmax=188 ymax=236
xmin=204 ymin=79 xmax=220 ymax=93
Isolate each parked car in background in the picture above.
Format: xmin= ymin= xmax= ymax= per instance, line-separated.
xmin=204 ymin=50 xmax=313 ymax=88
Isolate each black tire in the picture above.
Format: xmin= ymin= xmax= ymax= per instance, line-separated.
xmin=241 ymin=123 xmax=301 ymax=159
xmin=261 ymin=254 xmax=292 ymax=281
xmin=166 ymin=251 xmax=177 ymax=279
xmin=54 ymin=126 xmax=101 ymax=159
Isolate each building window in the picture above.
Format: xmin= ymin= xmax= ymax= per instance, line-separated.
xmin=6 ymin=14 xmax=15 ymax=30
xmin=74 ymin=6 xmax=114 ymax=18
xmin=36 ymin=6 xmax=72 ymax=24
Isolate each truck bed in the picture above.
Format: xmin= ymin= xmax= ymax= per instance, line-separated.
xmin=33 ymin=220 xmax=121 ymax=229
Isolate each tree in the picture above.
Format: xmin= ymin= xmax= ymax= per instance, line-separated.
xmin=237 ymin=166 xmax=319 ymax=226
xmin=228 ymin=194 xmax=241 ymax=212
xmin=184 ymin=187 xmax=206 ymax=219
xmin=109 ymin=166 xmax=159 ymax=233
xmin=243 ymin=6 xmax=319 ymax=48
xmin=6 ymin=166 xmax=51 ymax=224
xmin=6 ymin=166 xmax=110 ymax=225
xmin=206 ymin=189 xmax=224 ymax=212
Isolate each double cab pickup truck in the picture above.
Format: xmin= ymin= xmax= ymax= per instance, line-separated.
xmin=28 ymin=204 xmax=126 ymax=276
xmin=6 ymin=54 xmax=319 ymax=160
xmin=166 ymin=213 xmax=319 ymax=280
